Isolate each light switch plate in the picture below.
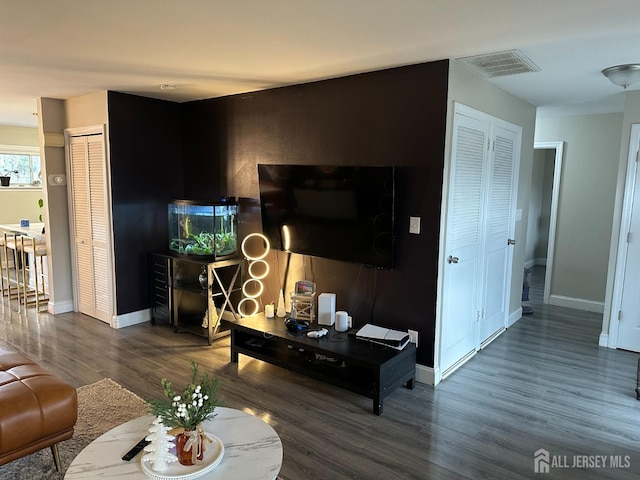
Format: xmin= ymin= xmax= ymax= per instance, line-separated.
xmin=409 ymin=216 xmax=421 ymax=234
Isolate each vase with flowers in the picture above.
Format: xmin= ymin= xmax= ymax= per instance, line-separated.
xmin=148 ymin=360 xmax=223 ymax=466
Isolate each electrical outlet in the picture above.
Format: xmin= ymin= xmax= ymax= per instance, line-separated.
xmin=408 ymin=329 xmax=418 ymax=347
xmin=409 ymin=216 xmax=421 ymax=234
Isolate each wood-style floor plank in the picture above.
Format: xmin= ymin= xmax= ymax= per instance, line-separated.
xmin=1 ymin=266 xmax=639 ymax=479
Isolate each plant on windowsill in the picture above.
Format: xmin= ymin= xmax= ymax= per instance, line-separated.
xmin=147 ymin=360 xmax=223 ymax=466
xmin=0 ymin=169 xmax=18 ymax=187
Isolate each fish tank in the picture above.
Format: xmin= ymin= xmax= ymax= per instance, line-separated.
xmin=168 ymin=199 xmax=238 ymax=259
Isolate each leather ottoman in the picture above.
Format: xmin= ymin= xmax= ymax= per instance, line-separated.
xmin=0 ymin=347 xmax=77 ymax=470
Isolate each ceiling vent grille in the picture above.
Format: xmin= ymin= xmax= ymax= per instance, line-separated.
xmin=458 ymin=49 xmax=540 ymax=78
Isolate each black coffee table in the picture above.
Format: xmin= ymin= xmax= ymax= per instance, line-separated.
xmin=224 ymin=314 xmax=416 ymax=415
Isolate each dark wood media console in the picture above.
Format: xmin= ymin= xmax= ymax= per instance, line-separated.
xmin=224 ymin=314 xmax=416 ymax=415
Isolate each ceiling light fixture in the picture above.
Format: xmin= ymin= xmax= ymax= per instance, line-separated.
xmin=601 ymin=64 xmax=640 ymax=89
xmin=159 ymin=84 xmax=176 ymax=91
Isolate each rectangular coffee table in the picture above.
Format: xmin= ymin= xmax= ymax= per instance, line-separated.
xmin=225 ymin=314 xmax=416 ymax=415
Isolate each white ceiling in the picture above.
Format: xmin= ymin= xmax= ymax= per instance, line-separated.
xmin=2 ymin=0 xmax=640 ymax=127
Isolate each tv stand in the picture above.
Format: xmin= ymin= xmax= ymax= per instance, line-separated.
xmin=224 ymin=314 xmax=416 ymax=415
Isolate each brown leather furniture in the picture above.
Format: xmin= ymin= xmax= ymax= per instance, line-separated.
xmin=0 ymin=347 xmax=77 ymax=470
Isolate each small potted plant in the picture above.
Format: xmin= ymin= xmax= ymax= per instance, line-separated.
xmin=0 ymin=169 xmax=18 ymax=187
xmin=147 ymin=360 xmax=223 ymax=466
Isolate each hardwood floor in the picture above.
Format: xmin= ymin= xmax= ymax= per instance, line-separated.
xmin=1 ymin=266 xmax=639 ymax=479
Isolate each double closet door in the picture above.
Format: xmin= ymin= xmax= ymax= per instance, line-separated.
xmin=66 ymin=126 xmax=114 ymax=324
xmin=439 ymin=103 xmax=521 ymax=377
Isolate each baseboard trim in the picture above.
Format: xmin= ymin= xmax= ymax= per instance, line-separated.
xmin=416 ymin=364 xmax=438 ymax=386
xmin=110 ymin=309 xmax=234 ymax=330
xmin=508 ymin=307 xmax=523 ymax=327
xmin=524 ymin=259 xmax=547 ymax=268
xmin=47 ymin=299 xmax=74 ymax=314
xmin=599 ymin=332 xmax=610 ymax=348
xmin=548 ymin=294 xmax=604 ymax=313
xmin=112 ymin=308 xmax=151 ymax=329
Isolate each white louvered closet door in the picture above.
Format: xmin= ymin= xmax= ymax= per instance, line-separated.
xmin=440 ymin=104 xmax=521 ymax=377
xmin=440 ymin=112 xmax=489 ymax=375
xmin=478 ymin=125 xmax=519 ymax=345
xmin=69 ymin=133 xmax=113 ymax=324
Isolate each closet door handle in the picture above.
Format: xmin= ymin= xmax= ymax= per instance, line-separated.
xmin=507 ymin=239 xmax=516 ymax=245
xmin=447 ymin=255 xmax=459 ymax=264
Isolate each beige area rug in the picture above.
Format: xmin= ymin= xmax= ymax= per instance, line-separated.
xmin=0 ymin=378 xmax=150 ymax=480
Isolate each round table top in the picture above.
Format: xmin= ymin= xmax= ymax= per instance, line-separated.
xmin=64 ymin=407 xmax=283 ymax=480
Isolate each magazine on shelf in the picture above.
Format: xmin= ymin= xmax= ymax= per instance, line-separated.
xmin=356 ymin=324 xmax=411 ymax=350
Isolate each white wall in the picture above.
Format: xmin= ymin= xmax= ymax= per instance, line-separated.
xmin=0 ymin=190 xmax=42 ymax=225
xmin=535 ymin=113 xmax=622 ymax=308
xmin=0 ymin=125 xmax=38 ymax=146
xmin=65 ymin=91 xmax=109 ymax=128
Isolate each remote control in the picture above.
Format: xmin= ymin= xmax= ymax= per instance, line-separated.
xmin=307 ymin=328 xmax=328 ymax=338
xmin=121 ymin=437 xmax=150 ymax=461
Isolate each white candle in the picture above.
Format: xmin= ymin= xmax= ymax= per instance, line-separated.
xmin=265 ymin=304 xmax=275 ymax=318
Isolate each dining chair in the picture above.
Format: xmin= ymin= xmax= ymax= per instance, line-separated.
xmin=0 ymin=234 xmax=9 ymax=297
xmin=20 ymin=236 xmax=49 ymax=311
xmin=0 ymin=232 xmax=20 ymax=302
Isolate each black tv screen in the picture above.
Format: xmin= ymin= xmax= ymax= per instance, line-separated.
xmin=257 ymin=164 xmax=395 ymax=269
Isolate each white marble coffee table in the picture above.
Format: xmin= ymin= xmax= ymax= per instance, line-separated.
xmin=65 ymin=407 xmax=282 ymax=479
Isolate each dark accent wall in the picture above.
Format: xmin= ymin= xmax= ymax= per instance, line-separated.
xmin=107 ymin=91 xmax=184 ymax=315
xmin=182 ymin=61 xmax=449 ymax=366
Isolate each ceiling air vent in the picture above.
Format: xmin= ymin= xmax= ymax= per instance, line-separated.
xmin=458 ymin=49 xmax=540 ymax=78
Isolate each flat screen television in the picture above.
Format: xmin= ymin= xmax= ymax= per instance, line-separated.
xmin=257 ymin=164 xmax=395 ymax=269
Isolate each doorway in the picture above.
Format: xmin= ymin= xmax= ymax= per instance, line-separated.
xmin=609 ymin=124 xmax=640 ymax=353
xmin=527 ymin=142 xmax=564 ymax=306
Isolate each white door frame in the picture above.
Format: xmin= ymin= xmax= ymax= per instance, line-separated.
xmin=533 ymin=141 xmax=564 ymax=304
xmin=607 ymin=124 xmax=640 ymax=348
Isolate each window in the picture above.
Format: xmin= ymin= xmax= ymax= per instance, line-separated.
xmin=0 ymin=145 xmax=41 ymax=186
